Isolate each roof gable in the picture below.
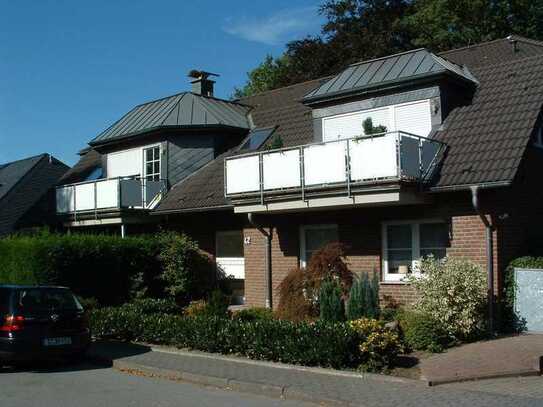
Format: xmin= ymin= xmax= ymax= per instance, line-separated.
xmin=303 ymin=49 xmax=478 ymax=104
xmin=0 ymin=154 xmax=45 ymax=202
xmin=90 ymin=93 xmax=251 ymax=146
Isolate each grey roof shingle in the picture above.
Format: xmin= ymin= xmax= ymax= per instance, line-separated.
xmin=90 ymin=92 xmax=251 ymax=145
xmin=303 ymin=49 xmax=478 ymax=104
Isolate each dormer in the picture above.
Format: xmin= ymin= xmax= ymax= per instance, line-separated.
xmin=302 ymin=49 xmax=478 ymax=143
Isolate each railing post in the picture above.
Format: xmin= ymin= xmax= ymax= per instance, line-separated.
xmin=300 ymin=146 xmax=306 ymax=202
xmin=117 ymin=178 xmax=121 ymax=210
xmin=73 ymin=185 xmax=77 ymax=222
xmin=259 ymin=153 xmax=264 ymax=205
xmin=396 ymin=132 xmax=402 ymax=179
xmin=94 ymin=181 xmax=98 ymax=220
xmin=346 ymin=140 xmax=351 ymax=198
xmin=418 ymin=139 xmax=424 ymax=182
xmin=223 ymin=159 xmax=228 ymax=198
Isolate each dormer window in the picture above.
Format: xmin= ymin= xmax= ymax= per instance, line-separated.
xmin=143 ymin=146 xmax=161 ymax=181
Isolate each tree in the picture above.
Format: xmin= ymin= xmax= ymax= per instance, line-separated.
xmin=403 ymin=0 xmax=543 ymax=51
xmin=233 ymin=54 xmax=289 ymax=98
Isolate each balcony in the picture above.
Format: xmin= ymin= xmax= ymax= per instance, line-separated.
xmin=224 ymin=131 xmax=445 ymax=213
xmin=56 ymin=177 xmax=166 ymax=219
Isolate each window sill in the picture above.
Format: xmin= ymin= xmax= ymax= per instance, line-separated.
xmin=380 ymin=280 xmax=409 ymax=285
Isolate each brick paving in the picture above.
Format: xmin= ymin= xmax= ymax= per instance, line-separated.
xmin=89 ymin=341 xmax=543 ymax=406
xmin=420 ymin=334 xmax=543 ymax=384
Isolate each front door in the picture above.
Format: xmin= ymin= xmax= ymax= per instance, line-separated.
xmin=216 ymin=231 xmax=245 ymax=305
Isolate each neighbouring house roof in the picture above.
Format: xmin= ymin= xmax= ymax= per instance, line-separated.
xmin=155 ymin=36 xmax=543 ymax=213
xmin=0 ymin=154 xmax=46 ymax=201
xmin=58 ymin=148 xmax=102 ymax=185
xmin=89 ymin=92 xmax=252 ymax=146
xmin=0 ymin=154 xmax=69 ymax=235
xmin=303 ymin=48 xmax=478 ymax=105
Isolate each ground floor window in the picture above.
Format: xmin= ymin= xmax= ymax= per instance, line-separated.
xmin=215 ymin=230 xmax=245 ymax=305
xmin=299 ymin=224 xmax=338 ymax=267
xmin=382 ymin=220 xmax=449 ymax=282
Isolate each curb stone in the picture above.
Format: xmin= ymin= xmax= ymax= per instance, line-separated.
xmin=422 ymin=369 xmax=541 ymax=387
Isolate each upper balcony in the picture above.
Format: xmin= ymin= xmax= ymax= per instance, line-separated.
xmin=56 ymin=177 xmax=166 ymax=220
xmin=224 ymin=131 xmax=445 ymax=213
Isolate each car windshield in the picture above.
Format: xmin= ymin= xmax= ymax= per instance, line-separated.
xmin=13 ymin=288 xmax=82 ymax=315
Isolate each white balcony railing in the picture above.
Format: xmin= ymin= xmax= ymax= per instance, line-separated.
xmin=56 ymin=177 xmax=166 ymax=215
xmin=224 ymin=131 xmax=444 ymax=201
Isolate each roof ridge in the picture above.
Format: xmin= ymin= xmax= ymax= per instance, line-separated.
xmin=237 ymin=76 xmax=333 ymax=101
xmin=0 ymin=154 xmax=48 ymax=203
xmin=435 ymin=36 xmax=543 ymax=57
xmin=348 ymin=48 xmax=427 ymax=67
xmin=0 ymin=153 xmax=47 ymax=167
xmin=473 ymin=51 xmax=543 ymax=73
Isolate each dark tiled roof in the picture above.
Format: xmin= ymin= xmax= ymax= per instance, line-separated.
xmin=304 ymin=49 xmax=477 ymax=104
xmin=0 ymin=154 xmax=69 ymax=235
xmin=0 ymin=154 xmax=46 ymax=201
xmin=90 ymin=92 xmax=251 ymax=146
xmin=439 ymin=36 xmax=543 ymax=68
xmin=432 ymin=53 xmax=543 ymax=188
xmin=58 ymin=149 xmax=102 ymax=185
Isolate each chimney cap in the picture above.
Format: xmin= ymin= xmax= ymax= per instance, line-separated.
xmin=188 ymin=70 xmax=220 ymax=80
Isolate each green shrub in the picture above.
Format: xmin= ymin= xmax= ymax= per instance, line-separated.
xmin=90 ymin=306 xmax=403 ymax=371
xmin=319 ymin=280 xmax=345 ymax=322
xmin=204 ymin=289 xmax=230 ymax=318
xmin=408 ymin=257 xmax=487 ymax=341
xmin=123 ymin=298 xmax=181 ymax=315
xmin=502 ymin=257 xmax=543 ymax=332
xmin=0 ymin=231 xmax=215 ymax=306
xmin=78 ymin=297 xmax=100 ymax=311
xmin=232 ymin=307 xmax=274 ymax=322
xmin=398 ymin=310 xmax=450 ymax=353
xmin=347 ymin=272 xmax=379 ymax=320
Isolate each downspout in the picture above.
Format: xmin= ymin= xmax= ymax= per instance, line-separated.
xmin=470 ymin=186 xmax=495 ymax=334
xmin=247 ymin=213 xmax=272 ymax=309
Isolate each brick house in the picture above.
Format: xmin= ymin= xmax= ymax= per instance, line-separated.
xmin=58 ymin=37 xmax=543 ymax=311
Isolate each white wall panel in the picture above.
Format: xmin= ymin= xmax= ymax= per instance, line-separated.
xmin=350 ymin=136 xmax=398 ymax=180
xmin=96 ymin=179 xmax=119 ymax=208
xmin=74 ymin=183 xmax=95 ymax=211
xmin=304 ymin=141 xmax=347 ymax=185
xmin=323 ymin=107 xmax=391 ymax=141
xmin=107 ymin=148 xmax=142 ymax=178
xmin=226 ymin=156 xmax=260 ymax=194
xmin=56 ymin=186 xmax=74 ymax=213
xmin=263 ymin=150 xmax=300 ymax=190
xmin=216 ymin=258 xmax=245 ymax=279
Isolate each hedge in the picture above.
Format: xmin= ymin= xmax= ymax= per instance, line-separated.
xmin=0 ymin=231 xmax=215 ymax=305
xmin=89 ymin=305 xmax=402 ymax=370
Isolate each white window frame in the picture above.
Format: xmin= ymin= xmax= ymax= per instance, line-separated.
xmin=382 ymin=219 xmax=448 ymax=283
xmin=299 ymin=224 xmax=338 ymax=268
xmin=143 ymin=144 xmax=161 ymax=181
xmin=215 ymin=230 xmax=245 ymax=280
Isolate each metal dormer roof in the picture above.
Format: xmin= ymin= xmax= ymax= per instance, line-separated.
xmin=303 ymin=48 xmax=478 ymax=105
xmin=90 ymin=92 xmax=252 ymax=146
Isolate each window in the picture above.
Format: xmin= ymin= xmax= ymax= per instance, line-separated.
xmin=143 ymin=146 xmax=160 ymax=181
xmin=300 ymin=224 xmax=338 ymax=267
xmin=239 ymin=127 xmax=276 ymax=151
xmin=533 ymin=127 xmax=543 ymax=149
xmin=382 ymin=221 xmax=449 ymax=282
xmin=84 ymin=167 xmax=103 ymax=181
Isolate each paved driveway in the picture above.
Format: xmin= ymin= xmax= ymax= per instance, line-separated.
xmin=1 ymin=361 xmax=543 ymax=407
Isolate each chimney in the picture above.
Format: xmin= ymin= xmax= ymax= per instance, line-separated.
xmin=188 ymin=70 xmax=219 ymax=97
xmin=507 ymin=35 xmax=519 ymax=53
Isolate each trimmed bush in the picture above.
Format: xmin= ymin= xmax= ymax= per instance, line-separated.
xmin=347 ymin=272 xmax=379 ymax=320
xmin=0 ymin=231 xmax=216 ymax=306
xmin=398 ymin=310 xmax=450 ymax=353
xmin=90 ymin=306 xmax=403 ymax=371
xmin=232 ymin=307 xmax=274 ymax=322
xmin=408 ymin=257 xmax=487 ymax=341
xmin=319 ymin=280 xmax=345 ymax=322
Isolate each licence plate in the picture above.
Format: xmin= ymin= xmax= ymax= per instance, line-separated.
xmin=43 ymin=337 xmax=72 ymax=346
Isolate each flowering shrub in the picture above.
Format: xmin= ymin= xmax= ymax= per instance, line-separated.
xmin=349 ymin=318 xmax=403 ymax=371
xmin=408 ymin=257 xmax=487 ymax=340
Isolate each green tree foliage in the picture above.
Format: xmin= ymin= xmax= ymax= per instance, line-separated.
xmin=235 ymin=0 xmax=543 ymax=96
xmin=403 ymin=0 xmax=543 ymax=51
xmin=320 ymin=280 xmax=345 ymax=321
xmin=347 ymin=272 xmax=379 ymax=320
xmin=362 ymin=117 xmax=387 ymax=135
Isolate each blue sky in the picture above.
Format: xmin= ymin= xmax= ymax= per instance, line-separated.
xmin=0 ymin=1 xmax=323 ymax=165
